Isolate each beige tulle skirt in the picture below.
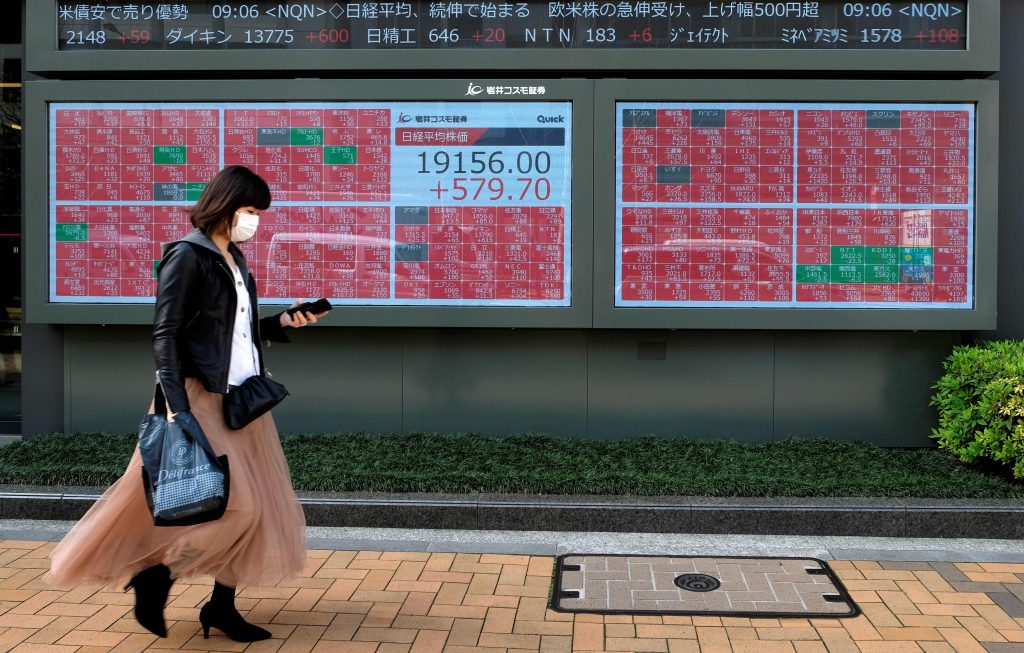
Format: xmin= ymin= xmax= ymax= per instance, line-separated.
xmin=47 ymin=378 xmax=307 ymax=589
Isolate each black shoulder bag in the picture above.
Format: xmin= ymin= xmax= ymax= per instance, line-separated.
xmin=223 ymin=375 xmax=289 ymax=430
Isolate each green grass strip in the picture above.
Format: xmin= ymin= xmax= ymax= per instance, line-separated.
xmin=0 ymin=433 xmax=1021 ymax=498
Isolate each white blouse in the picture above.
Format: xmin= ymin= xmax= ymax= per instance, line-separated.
xmin=226 ymin=263 xmax=260 ymax=387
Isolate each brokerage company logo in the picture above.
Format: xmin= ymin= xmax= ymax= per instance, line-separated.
xmin=397 ymin=112 xmax=413 ymax=123
xmin=465 ymin=83 xmax=547 ymax=97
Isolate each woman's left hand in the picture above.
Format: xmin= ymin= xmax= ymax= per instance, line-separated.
xmin=279 ymin=300 xmax=330 ymax=329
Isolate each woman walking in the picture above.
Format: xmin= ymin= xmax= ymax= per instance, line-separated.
xmin=47 ymin=165 xmax=327 ymax=642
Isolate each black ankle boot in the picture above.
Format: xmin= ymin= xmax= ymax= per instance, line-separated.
xmin=199 ymin=582 xmax=271 ymax=642
xmin=123 ymin=564 xmax=172 ymax=638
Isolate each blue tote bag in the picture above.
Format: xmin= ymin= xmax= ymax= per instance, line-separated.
xmin=138 ymin=383 xmax=230 ymax=526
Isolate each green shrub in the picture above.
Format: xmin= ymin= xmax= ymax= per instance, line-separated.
xmin=2 ymin=431 xmax=1022 ymax=497
xmin=931 ymin=340 xmax=1024 ymax=479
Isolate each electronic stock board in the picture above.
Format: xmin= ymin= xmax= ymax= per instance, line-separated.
xmin=616 ymin=102 xmax=974 ymax=309
xmin=55 ymin=1 xmax=968 ymax=51
xmin=27 ymin=79 xmax=594 ymax=326
xmin=26 ymin=4 xmax=998 ymax=329
xmin=29 ymin=1 xmax=997 ymax=72
xmin=596 ymin=79 xmax=996 ymax=330
xmin=50 ymin=101 xmax=572 ymax=307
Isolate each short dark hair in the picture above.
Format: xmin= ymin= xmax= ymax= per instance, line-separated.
xmin=189 ymin=165 xmax=272 ymax=236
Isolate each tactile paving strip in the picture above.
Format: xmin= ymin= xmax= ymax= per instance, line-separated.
xmin=551 ymin=555 xmax=858 ymax=618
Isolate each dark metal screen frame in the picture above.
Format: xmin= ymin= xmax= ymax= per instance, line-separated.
xmin=24 ymin=78 xmax=595 ymax=327
xmin=592 ymin=78 xmax=998 ymax=330
xmin=27 ymin=1 xmax=999 ymax=74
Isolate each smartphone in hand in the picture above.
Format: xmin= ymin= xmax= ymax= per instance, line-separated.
xmin=286 ymin=298 xmax=332 ymax=317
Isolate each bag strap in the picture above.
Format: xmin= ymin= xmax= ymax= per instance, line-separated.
xmin=153 ymin=381 xmax=168 ymax=416
xmin=178 ymin=413 xmax=220 ymax=463
xmin=153 ymin=380 xmax=220 ymax=463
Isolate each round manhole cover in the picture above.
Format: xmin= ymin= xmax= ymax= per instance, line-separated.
xmin=674 ymin=573 xmax=721 ymax=592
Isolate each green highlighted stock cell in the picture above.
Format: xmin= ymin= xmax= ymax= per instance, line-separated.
xmin=291 ymin=127 xmax=323 ymax=146
xmin=798 ymin=247 xmax=935 ymax=286
xmin=867 ymin=264 xmax=899 ymax=284
xmin=831 ymin=264 xmax=865 ymax=284
xmin=831 ymin=246 xmax=865 ymax=266
xmin=153 ymin=146 xmax=186 ymax=165
xmin=902 ymin=247 xmax=935 ymax=265
xmin=866 ymin=246 xmax=900 ymax=266
xmin=186 ymin=183 xmax=207 ymax=201
xmin=324 ymin=146 xmax=357 ymax=165
xmin=56 ymin=223 xmax=88 ymax=242
xmin=796 ymin=265 xmax=830 ymax=284
xmin=799 ymin=263 xmax=921 ymax=285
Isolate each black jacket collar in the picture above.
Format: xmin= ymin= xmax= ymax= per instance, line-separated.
xmin=172 ymin=229 xmax=251 ymax=280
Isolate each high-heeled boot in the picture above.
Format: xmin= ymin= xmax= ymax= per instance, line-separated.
xmin=123 ymin=564 xmax=172 ymax=638
xmin=199 ymin=581 xmax=271 ymax=642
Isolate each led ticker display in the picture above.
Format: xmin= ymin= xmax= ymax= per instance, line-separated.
xmin=56 ymin=1 xmax=967 ymax=51
xmin=615 ymin=102 xmax=974 ymax=308
xmin=50 ymin=101 xmax=572 ymax=306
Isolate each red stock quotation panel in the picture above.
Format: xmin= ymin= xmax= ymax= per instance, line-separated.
xmin=51 ymin=106 xmax=567 ymax=304
xmin=617 ymin=104 xmax=973 ymax=306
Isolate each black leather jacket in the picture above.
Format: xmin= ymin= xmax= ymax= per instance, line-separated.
xmin=153 ymin=229 xmax=290 ymax=413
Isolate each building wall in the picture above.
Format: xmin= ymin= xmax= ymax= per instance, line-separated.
xmin=974 ymin=0 xmax=1023 ymax=341
xmin=55 ymin=325 xmax=952 ymax=445
xmin=22 ymin=2 xmax=1019 ymax=443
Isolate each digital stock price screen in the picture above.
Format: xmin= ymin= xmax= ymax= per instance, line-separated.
xmin=49 ymin=101 xmax=572 ymax=306
xmin=55 ymin=1 xmax=968 ymax=51
xmin=615 ymin=102 xmax=975 ymax=308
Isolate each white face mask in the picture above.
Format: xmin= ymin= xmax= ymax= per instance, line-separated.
xmin=230 ymin=212 xmax=259 ymax=242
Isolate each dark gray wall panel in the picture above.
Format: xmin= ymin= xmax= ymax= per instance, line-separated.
xmin=586 ymin=331 xmax=774 ymax=441
xmin=21 ymin=323 xmax=64 ymax=437
xmin=66 ymin=326 xmax=151 ymax=433
xmin=402 ymin=329 xmax=588 ymax=435
xmin=981 ymin=0 xmax=1024 ymax=339
xmin=266 ymin=328 xmax=403 ymax=434
xmin=64 ymin=326 xmax=403 ymax=434
xmin=773 ymin=332 xmax=955 ymax=445
xmin=60 ymin=328 xmax=955 ymax=445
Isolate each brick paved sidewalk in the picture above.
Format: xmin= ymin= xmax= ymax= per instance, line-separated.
xmin=1 ymin=540 xmax=1024 ymax=652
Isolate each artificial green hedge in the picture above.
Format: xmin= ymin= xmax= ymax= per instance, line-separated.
xmin=932 ymin=340 xmax=1024 ymax=479
xmin=1 ymin=432 xmax=1021 ymax=497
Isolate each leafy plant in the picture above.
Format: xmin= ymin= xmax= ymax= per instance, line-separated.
xmin=931 ymin=340 xmax=1024 ymax=478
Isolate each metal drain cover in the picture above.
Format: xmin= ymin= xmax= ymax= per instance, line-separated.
xmin=551 ymin=555 xmax=858 ymax=617
xmin=674 ymin=573 xmax=721 ymax=592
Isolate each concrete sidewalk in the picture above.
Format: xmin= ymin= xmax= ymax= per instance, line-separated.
xmin=1 ymin=523 xmax=1024 ymax=652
